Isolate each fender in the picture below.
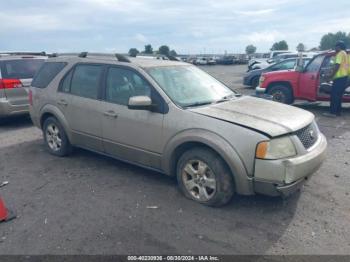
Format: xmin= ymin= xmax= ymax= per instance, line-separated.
xmin=39 ymin=104 xmax=73 ymax=143
xmin=262 ymin=70 xmax=299 ymax=93
xmin=162 ymin=128 xmax=254 ymax=195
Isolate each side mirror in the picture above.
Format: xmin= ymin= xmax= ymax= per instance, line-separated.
xmin=128 ymin=96 xmax=153 ymax=110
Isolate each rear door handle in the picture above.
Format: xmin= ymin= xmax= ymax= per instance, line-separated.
xmin=103 ymin=111 xmax=118 ymax=118
xmin=57 ymin=100 xmax=68 ymax=106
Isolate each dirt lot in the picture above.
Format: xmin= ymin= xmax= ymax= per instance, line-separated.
xmin=0 ymin=65 xmax=349 ymax=255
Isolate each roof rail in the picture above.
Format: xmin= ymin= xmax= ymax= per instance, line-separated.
xmin=78 ymin=52 xmax=88 ymax=58
xmin=49 ymin=53 xmax=81 ymax=58
xmin=78 ymin=52 xmax=130 ymax=62
xmin=48 ymin=52 xmax=130 ymax=62
xmin=115 ymin=53 xmax=131 ymax=62
xmin=0 ymin=51 xmax=47 ymax=57
xmin=166 ymin=55 xmax=180 ymax=61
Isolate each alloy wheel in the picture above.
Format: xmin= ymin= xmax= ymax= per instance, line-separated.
xmin=46 ymin=123 xmax=62 ymax=151
xmin=182 ymin=160 xmax=217 ymax=201
xmin=272 ymin=90 xmax=285 ymax=103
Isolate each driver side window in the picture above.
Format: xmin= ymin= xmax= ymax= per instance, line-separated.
xmin=105 ymin=67 xmax=151 ymax=105
xmin=305 ymin=56 xmax=324 ymax=73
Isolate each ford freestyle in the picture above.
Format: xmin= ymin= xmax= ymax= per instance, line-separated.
xmin=29 ymin=53 xmax=327 ymax=206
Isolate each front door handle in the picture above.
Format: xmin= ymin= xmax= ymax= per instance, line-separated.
xmin=103 ymin=111 xmax=118 ymax=118
xmin=57 ymin=99 xmax=68 ymax=106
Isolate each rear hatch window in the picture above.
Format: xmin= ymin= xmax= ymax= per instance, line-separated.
xmin=31 ymin=62 xmax=67 ymax=88
xmin=2 ymin=59 xmax=45 ymax=79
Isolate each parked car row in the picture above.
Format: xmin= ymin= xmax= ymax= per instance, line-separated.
xmin=183 ymin=55 xmax=249 ymax=66
xmin=191 ymin=56 xmax=217 ymax=65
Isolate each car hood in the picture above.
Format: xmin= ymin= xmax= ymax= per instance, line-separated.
xmin=189 ymin=96 xmax=314 ymax=137
xmin=246 ymin=68 xmax=264 ymax=77
xmin=252 ymin=58 xmax=267 ymax=63
xmin=263 ymin=69 xmax=298 ymax=78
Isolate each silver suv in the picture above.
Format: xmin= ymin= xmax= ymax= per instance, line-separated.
xmin=29 ymin=53 xmax=327 ymax=206
xmin=0 ymin=52 xmax=46 ymax=118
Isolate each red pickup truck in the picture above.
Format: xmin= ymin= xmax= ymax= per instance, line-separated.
xmin=256 ymin=51 xmax=350 ymax=104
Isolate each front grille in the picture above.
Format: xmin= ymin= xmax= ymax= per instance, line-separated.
xmin=295 ymin=123 xmax=318 ymax=149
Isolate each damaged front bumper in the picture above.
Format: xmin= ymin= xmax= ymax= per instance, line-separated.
xmin=253 ymin=133 xmax=327 ymax=197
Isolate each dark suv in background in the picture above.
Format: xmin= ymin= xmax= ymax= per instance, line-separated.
xmin=0 ymin=52 xmax=46 ymax=118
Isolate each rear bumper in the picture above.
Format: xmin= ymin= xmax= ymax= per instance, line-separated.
xmin=29 ymin=106 xmax=40 ymax=128
xmin=0 ymin=98 xmax=29 ymax=118
xmin=254 ymin=134 xmax=327 ymax=197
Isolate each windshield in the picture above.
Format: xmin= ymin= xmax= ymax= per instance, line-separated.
xmin=147 ymin=65 xmax=234 ymax=107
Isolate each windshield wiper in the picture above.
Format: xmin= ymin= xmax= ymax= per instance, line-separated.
xmin=183 ymin=101 xmax=214 ymax=108
xmin=214 ymin=93 xmax=241 ymax=103
xmin=184 ymin=93 xmax=242 ymax=108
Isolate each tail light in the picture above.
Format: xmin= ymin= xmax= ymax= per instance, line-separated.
xmin=0 ymin=79 xmax=23 ymax=89
xmin=29 ymin=89 xmax=33 ymax=106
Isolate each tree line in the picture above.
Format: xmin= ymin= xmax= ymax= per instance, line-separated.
xmin=128 ymin=31 xmax=350 ymax=57
xmin=128 ymin=45 xmax=177 ymax=57
xmin=245 ymin=31 xmax=350 ymax=55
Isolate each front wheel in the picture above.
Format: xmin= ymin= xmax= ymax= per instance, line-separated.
xmin=251 ymin=76 xmax=260 ymax=88
xmin=267 ymin=85 xmax=294 ymax=104
xmin=177 ymin=148 xmax=234 ymax=207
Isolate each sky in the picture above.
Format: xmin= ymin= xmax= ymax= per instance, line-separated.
xmin=1 ymin=0 xmax=350 ymax=54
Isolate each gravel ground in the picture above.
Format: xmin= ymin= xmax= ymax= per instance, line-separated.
xmin=0 ymin=65 xmax=349 ymax=255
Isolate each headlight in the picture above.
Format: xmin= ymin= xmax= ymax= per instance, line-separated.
xmin=256 ymin=136 xmax=296 ymax=160
xmin=259 ymin=75 xmax=265 ymax=84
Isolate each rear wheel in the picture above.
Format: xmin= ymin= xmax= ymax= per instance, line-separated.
xmin=267 ymin=85 xmax=294 ymax=104
xmin=43 ymin=117 xmax=72 ymax=156
xmin=177 ymin=148 xmax=234 ymax=207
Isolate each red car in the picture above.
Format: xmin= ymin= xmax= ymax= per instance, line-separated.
xmin=256 ymin=51 xmax=350 ymax=104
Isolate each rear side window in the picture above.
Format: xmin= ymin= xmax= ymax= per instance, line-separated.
xmin=70 ymin=65 xmax=103 ymax=99
xmin=305 ymin=56 xmax=324 ymax=73
xmin=31 ymin=62 xmax=66 ymax=88
xmin=2 ymin=59 xmax=44 ymax=79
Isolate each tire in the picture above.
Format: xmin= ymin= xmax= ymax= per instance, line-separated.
xmin=176 ymin=147 xmax=234 ymax=207
xmin=267 ymin=85 xmax=294 ymax=104
xmin=43 ymin=117 xmax=72 ymax=156
xmin=251 ymin=76 xmax=260 ymax=88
